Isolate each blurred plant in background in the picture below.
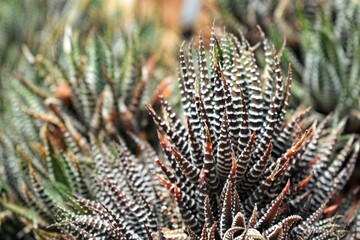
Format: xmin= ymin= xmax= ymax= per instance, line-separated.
xmin=0 ymin=29 xmax=158 ymax=239
xmin=301 ymin=0 xmax=360 ymax=132
xmin=0 ymin=0 xmax=187 ymax=113
xmin=0 ymin=0 xmax=96 ymax=112
xmin=215 ymin=0 xmax=301 ymax=45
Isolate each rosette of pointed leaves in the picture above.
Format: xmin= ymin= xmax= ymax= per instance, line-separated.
xmin=301 ymin=0 xmax=360 ymax=131
xmin=144 ymin=27 xmax=360 ymax=239
xmin=36 ymin=26 xmax=360 ymax=239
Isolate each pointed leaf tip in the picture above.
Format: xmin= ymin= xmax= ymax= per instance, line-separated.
xmin=295 ymin=172 xmax=314 ymax=191
xmin=154 ymin=173 xmax=172 ymax=190
xmin=230 ymin=154 xmax=237 ymax=176
xmin=323 ymin=205 xmax=338 ymax=214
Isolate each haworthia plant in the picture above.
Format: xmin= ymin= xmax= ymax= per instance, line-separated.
xmin=48 ymin=27 xmax=360 ymax=239
xmin=0 ymin=28 xmax=160 ymax=239
xmin=1 ymin=0 xmax=360 ymax=238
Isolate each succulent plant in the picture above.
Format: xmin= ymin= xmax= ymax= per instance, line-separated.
xmin=301 ymin=0 xmax=360 ymax=132
xmin=0 ymin=0 xmax=94 ymax=112
xmin=0 ymin=24 xmax=164 ymax=238
xmin=46 ymin=27 xmax=360 ymax=239
xmin=0 ymin=0 xmax=170 ymax=114
xmin=1 ymin=1 xmax=360 ymax=239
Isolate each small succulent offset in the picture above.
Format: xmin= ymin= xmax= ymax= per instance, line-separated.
xmin=51 ymin=27 xmax=360 ymax=239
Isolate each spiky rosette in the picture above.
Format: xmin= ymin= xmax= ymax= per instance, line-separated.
xmin=145 ymin=27 xmax=360 ymax=239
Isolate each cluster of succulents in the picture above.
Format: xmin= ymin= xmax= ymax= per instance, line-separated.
xmin=1 ymin=1 xmax=360 ymax=240
xmin=0 ymin=22 xmax=162 ymax=238
xmin=3 ymin=23 xmax=360 ymax=239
